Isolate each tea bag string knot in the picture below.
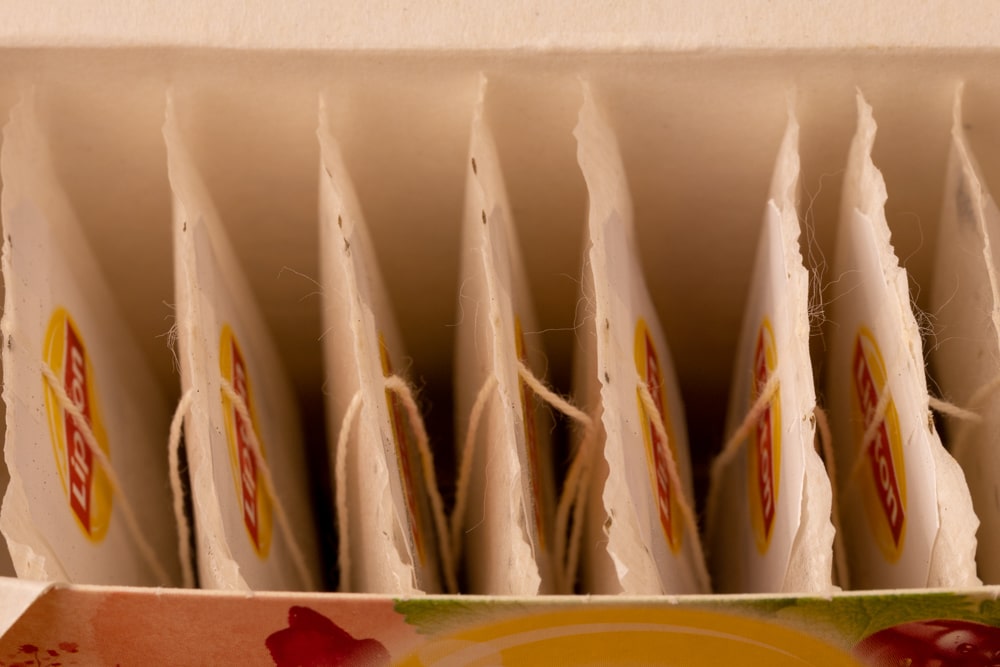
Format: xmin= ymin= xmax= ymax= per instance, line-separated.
xmin=219 ymin=378 xmax=316 ymax=591
xmin=636 ymin=379 xmax=712 ymax=594
xmin=453 ymin=360 xmax=594 ymax=593
xmin=333 ymin=376 xmax=458 ymax=594
xmin=41 ymin=363 xmax=174 ymax=587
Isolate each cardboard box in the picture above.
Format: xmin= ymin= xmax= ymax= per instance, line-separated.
xmin=3 ymin=3 xmax=1000 ymax=665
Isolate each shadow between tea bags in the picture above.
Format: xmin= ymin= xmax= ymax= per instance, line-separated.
xmin=929 ymin=88 xmax=1000 ymax=584
xmin=453 ymin=78 xmax=560 ymax=595
xmin=706 ymin=108 xmax=836 ymax=594
xmin=0 ymin=93 xmax=181 ymax=586
xmin=0 ymin=323 xmax=11 ymax=577
xmin=318 ymin=98 xmax=451 ymax=595
xmin=571 ymin=83 xmax=709 ymax=595
xmin=166 ymin=96 xmax=321 ymax=591
xmin=825 ymin=91 xmax=979 ymax=589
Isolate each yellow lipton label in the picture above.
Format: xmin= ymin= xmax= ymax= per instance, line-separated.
xmin=220 ymin=325 xmax=273 ymax=557
xmin=747 ymin=319 xmax=781 ymax=554
xmin=43 ymin=308 xmax=112 ymax=542
xmin=851 ymin=327 xmax=906 ymax=562
xmin=515 ymin=316 xmax=546 ymax=551
xmin=634 ymin=318 xmax=683 ymax=552
xmin=379 ymin=334 xmax=426 ymax=565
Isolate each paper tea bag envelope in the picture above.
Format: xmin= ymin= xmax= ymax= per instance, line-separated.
xmin=0 ymin=93 xmax=181 ymax=586
xmin=573 ymin=83 xmax=708 ymax=594
xmin=166 ymin=97 xmax=321 ymax=591
xmin=453 ymin=79 xmax=558 ymax=594
xmin=825 ymin=91 xmax=979 ymax=589
xmin=318 ymin=99 xmax=446 ymax=594
xmin=929 ymin=88 xmax=1000 ymax=584
xmin=706 ymin=111 xmax=836 ymax=593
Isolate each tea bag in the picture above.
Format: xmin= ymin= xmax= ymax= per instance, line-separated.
xmin=452 ymin=78 xmax=558 ymax=594
xmin=572 ymin=83 xmax=709 ymax=594
xmin=318 ymin=98 xmax=449 ymax=594
xmin=166 ymin=96 xmax=321 ymax=591
xmin=824 ymin=91 xmax=979 ymax=589
xmin=0 ymin=92 xmax=180 ymax=586
xmin=705 ymin=109 xmax=836 ymax=593
xmin=928 ymin=88 xmax=1000 ymax=584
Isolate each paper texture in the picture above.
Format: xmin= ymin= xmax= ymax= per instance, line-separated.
xmin=166 ymin=95 xmax=321 ymax=591
xmin=0 ymin=92 xmax=180 ymax=586
xmin=318 ymin=97 xmax=442 ymax=594
xmin=453 ymin=77 xmax=557 ymax=594
xmin=825 ymin=92 xmax=979 ymax=589
xmin=574 ymin=83 xmax=706 ymax=594
xmin=929 ymin=88 xmax=1000 ymax=584
xmin=707 ymin=110 xmax=835 ymax=593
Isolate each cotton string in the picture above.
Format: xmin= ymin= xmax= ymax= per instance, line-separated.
xmin=333 ymin=390 xmax=363 ymax=592
xmin=449 ymin=375 xmax=497 ymax=563
xmin=383 ymin=375 xmax=459 ymax=595
xmin=42 ymin=364 xmax=174 ymax=587
xmin=516 ymin=360 xmax=594 ymax=592
xmin=846 ymin=379 xmax=995 ymax=484
xmin=219 ymin=378 xmax=316 ymax=591
xmin=636 ymin=381 xmax=713 ymax=594
xmin=847 ymin=384 xmax=893 ymax=484
xmin=928 ymin=396 xmax=984 ymax=424
xmin=812 ymin=406 xmax=850 ymax=589
xmin=451 ymin=362 xmax=595 ymax=592
xmin=557 ymin=419 xmax=597 ymax=593
xmin=706 ymin=371 xmax=781 ymax=529
xmin=167 ymin=388 xmax=197 ymax=588
xmin=929 ymin=374 xmax=1000 ymax=458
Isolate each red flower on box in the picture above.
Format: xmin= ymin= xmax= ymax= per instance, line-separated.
xmin=266 ymin=606 xmax=390 ymax=667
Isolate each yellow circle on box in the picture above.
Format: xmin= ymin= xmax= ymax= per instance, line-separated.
xmin=396 ymin=606 xmax=858 ymax=666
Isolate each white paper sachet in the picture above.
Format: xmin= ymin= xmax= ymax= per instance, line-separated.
xmin=0 ymin=93 xmax=180 ymax=586
xmin=453 ymin=79 xmax=558 ymax=594
xmin=825 ymin=91 xmax=979 ymax=589
xmin=165 ymin=97 xmax=321 ymax=591
xmin=929 ymin=89 xmax=1000 ymax=584
xmin=706 ymin=109 xmax=836 ymax=593
xmin=318 ymin=98 xmax=447 ymax=595
xmin=573 ymin=83 xmax=708 ymax=594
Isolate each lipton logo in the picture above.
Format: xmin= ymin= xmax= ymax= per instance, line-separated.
xmin=42 ymin=308 xmax=112 ymax=542
xmin=220 ymin=325 xmax=272 ymax=557
xmin=515 ymin=316 xmax=546 ymax=551
xmin=852 ymin=327 xmax=907 ymax=562
xmin=634 ymin=318 xmax=683 ymax=552
xmin=379 ymin=334 xmax=426 ymax=565
xmin=748 ymin=319 xmax=781 ymax=553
